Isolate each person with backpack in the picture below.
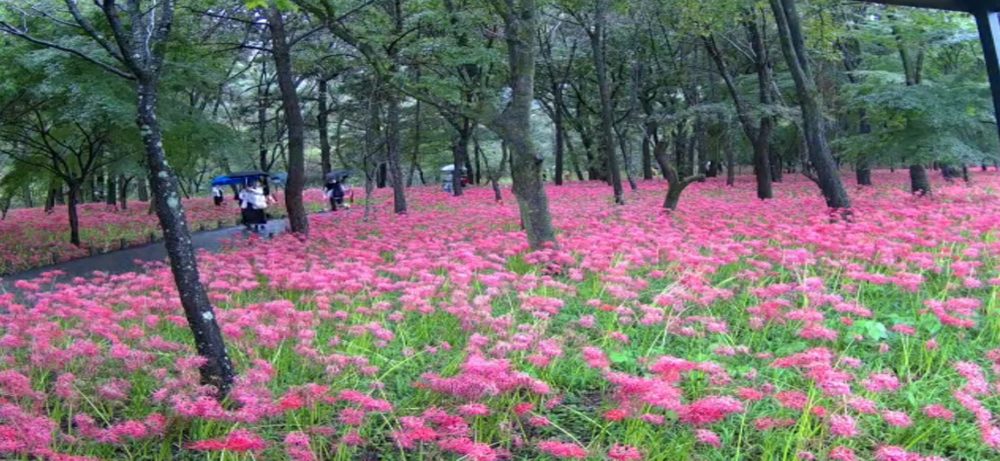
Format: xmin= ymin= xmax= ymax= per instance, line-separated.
xmin=324 ymin=178 xmax=345 ymax=211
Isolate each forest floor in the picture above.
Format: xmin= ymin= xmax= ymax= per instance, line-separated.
xmin=1 ymin=170 xmax=999 ymax=461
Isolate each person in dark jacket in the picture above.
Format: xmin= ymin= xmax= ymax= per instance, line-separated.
xmin=325 ymin=179 xmax=345 ymax=211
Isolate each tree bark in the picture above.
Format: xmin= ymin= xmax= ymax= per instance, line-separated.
xmin=654 ymin=141 xmax=703 ymax=210
xmin=591 ymin=0 xmax=623 ymax=204
xmin=119 ymin=175 xmax=130 ymax=210
xmin=268 ymin=4 xmax=309 ymax=234
xmin=67 ymin=182 xmax=81 ymax=247
xmin=552 ymin=84 xmax=566 ymax=185
xmin=105 ymin=174 xmax=117 ymax=208
xmin=490 ymin=0 xmax=556 ymax=249
xmin=769 ymin=0 xmax=851 ymax=210
xmin=408 ymin=100 xmax=423 ymax=187
xmin=451 ymin=119 xmax=472 ymax=196
xmin=910 ymin=164 xmax=930 ymax=195
xmin=385 ymin=0 xmax=408 ymax=214
xmin=705 ymin=27 xmax=773 ymax=200
xmin=856 ymin=165 xmax=872 ymax=186
xmin=258 ymin=67 xmax=270 ymax=172
xmin=138 ymin=78 xmax=234 ymax=396
xmin=137 ymin=179 xmax=148 ymax=202
xmin=318 ymin=78 xmax=332 ymax=178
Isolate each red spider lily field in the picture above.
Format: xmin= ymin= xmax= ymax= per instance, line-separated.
xmin=0 ymin=190 xmax=330 ymax=275
xmin=2 ymin=172 xmax=999 ymax=461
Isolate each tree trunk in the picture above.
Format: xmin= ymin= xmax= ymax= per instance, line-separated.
xmin=385 ymin=88 xmax=408 ymax=213
xmin=726 ymin=142 xmax=736 ymax=186
xmin=119 ymin=175 xmax=130 ymax=210
xmin=408 ymin=100 xmax=423 ymax=187
xmin=705 ymin=24 xmax=774 ymax=200
xmin=318 ymin=78 xmax=332 ymax=178
xmin=642 ymin=129 xmax=656 ymax=181
xmin=856 ymin=166 xmax=872 ymax=186
xmin=105 ymin=174 xmax=117 ymax=208
xmin=474 ymin=135 xmax=483 ymax=185
xmin=552 ymin=85 xmax=566 ymax=185
xmin=451 ymin=121 xmax=470 ymax=196
xmin=910 ymin=164 xmax=930 ymax=195
xmin=769 ymin=0 xmax=851 ymax=210
xmin=45 ymin=188 xmax=56 ymax=213
xmin=137 ymin=78 xmax=233 ymax=396
xmin=616 ymin=125 xmax=638 ymax=191
xmin=590 ymin=1 xmax=624 ymax=204
xmin=268 ymin=4 xmax=309 ymax=235
xmin=137 ymin=180 xmax=148 ymax=202
xmin=66 ymin=182 xmax=81 ymax=247
xmin=654 ymin=140 xmax=703 ymax=210
xmin=491 ymin=0 xmax=556 ymax=249
xmin=770 ymin=149 xmax=783 ymax=182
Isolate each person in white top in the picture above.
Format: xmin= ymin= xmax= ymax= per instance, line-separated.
xmin=212 ymin=185 xmax=224 ymax=206
xmin=239 ymin=180 xmax=268 ymax=232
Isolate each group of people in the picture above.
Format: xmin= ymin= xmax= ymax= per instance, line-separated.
xmin=209 ymin=175 xmax=351 ymax=233
xmin=211 ymin=180 xmax=275 ymax=232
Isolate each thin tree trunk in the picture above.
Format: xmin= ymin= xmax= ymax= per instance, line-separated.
xmin=408 ymin=100 xmax=422 ymax=187
xmin=119 ymin=175 xmax=130 ymax=210
xmin=258 ymin=70 xmax=270 ymax=172
xmin=45 ymin=188 xmax=56 ymax=213
xmin=474 ymin=134 xmax=484 ymax=185
xmin=552 ymin=85 xmax=566 ymax=185
xmin=137 ymin=179 xmax=148 ymax=202
xmin=385 ymin=89 xmax=407 ymax=212
xmin=616 ymin=125 xmax=638 ymax=191
xmin=268 ymin=4 xmax=309 ymax=234
xmin=451 ymin=119 xmax=472 ymax=196
xmin=591 ymin=0 xmax=623 ymax=204
xmin=137 ymin=77 xmax=234 ymax=396
xmin=642 ymin=122 xmax=655 ymax=180
xmin=105 ymin=174 xmax=117 ymax=208
xmin=565 ymin=135 xmax=586 ymax=181
xmin=318 ymin=78 xmax=332 ymax=178
xmin=769 ymin=0 xmax=851 ymax=210
xmin=67 ymin=182 xmax=81 ymax=247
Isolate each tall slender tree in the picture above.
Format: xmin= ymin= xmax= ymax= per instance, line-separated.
xmin=0 ymin=0 xmax=235 ymax=396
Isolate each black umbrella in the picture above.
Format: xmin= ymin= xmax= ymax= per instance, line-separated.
xmin=325 ymin=170 xmax=352 ymax=182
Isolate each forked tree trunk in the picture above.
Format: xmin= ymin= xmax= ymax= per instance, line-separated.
xmin=769 ymin=0 xmax=851 ymax=210
xmin=490 ymin=0 xmax=556 ymax=249
xmin=654 ymin=141 xmax=703 ymax=210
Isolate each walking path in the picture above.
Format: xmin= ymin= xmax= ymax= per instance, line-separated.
xmin=0 ymin=219 xmax=289 ymax=295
